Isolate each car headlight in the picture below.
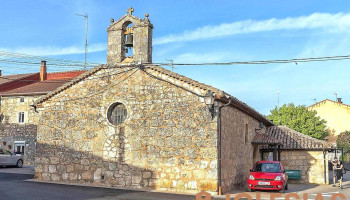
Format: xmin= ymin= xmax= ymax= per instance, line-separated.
xmin=275 ymin=176 xmax=282 ymax=180
xmin=249 ymin=175 xmax=255 ymax=180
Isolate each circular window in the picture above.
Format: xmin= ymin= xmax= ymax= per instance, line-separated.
xmin=107 ymin=103 xmax=127 ymax=126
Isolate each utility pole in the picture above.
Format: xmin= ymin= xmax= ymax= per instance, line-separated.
xmin=76 ymin=13 xmax=88 ymax=70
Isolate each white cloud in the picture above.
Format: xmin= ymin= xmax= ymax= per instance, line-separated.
xmin=0 ymin=43 xmax=106 ymax=56
xmin=154 ymin=12 xmax=350 ymax=45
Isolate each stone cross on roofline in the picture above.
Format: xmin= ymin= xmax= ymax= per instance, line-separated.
xmin=127 ymin=7 xmax=134 ymax=16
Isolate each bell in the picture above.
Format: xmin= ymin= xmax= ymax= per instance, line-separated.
xmin=124 ymin=33 xmax=133 ymax=48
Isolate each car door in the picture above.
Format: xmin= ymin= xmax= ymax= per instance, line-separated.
xmin=3 ymin=150 xmax=16 ymax=165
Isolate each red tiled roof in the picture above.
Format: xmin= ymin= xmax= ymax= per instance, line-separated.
xmin=0 ymin=79 xmax=71 ymax=96
xmin=47 ymin=70 xmax=86 ymax=80
xmin=0 ymin=70 xmax=85 ymax=96
xmin=255 ymin=126 xmax=331 ymax=150
xmin=0 ymin=73 xmax=38 ymax=85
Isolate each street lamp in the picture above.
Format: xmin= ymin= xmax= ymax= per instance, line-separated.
xmin=204 ymin=90 xmax=217 ymax=118
xmin=204 ymin=90 xmax=215 ymax=106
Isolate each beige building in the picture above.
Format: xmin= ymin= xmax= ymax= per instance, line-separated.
xmin=308 ymin=99 xmax=350 ymax=143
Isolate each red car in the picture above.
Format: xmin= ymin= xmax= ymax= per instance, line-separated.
xmin=247 ymin=161 xmax=288 ymax=192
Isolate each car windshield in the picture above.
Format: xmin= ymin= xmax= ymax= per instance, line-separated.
xmin=3 ymin=150 xmax=12 ymax=155
xmin=253 ymin=163 xmax=281 ymax=173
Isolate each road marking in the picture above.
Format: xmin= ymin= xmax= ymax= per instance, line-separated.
xmin=309 ymin=193 xmax=337 ymax=197
xmin=321 ymin=191 xmax=340 ymax=194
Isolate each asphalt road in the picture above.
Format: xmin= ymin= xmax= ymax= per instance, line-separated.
xmin=0 ymin=167 xmax=348 ymax=200
xmin=0 ymin=171 xmax=194 ymax=200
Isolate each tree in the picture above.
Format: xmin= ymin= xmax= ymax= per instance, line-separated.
xmin=337 ymin=131 xmax=350 ymax=152
xmin=267 ymin=103 xmax=328 ymax=140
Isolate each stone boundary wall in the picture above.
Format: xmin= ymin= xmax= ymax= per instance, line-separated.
xmin=280 ymin=150 xmax=327 ymax=184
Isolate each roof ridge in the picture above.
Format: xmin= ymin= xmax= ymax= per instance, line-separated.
xmin=0 ymin=72 xmax=38 ymax=77
xmin=47 ymin=70 xmax=87 ymax=75
xmin=308 ymin=98 xmax=350 ymax=108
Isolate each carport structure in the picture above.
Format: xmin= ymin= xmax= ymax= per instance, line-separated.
xmin=251 ymin=125 xmax=333 ymax=184
xmin=251 ymin=132 xmax=283 ymax=161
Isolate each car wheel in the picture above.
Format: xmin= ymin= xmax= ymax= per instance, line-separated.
xmin=285 ymin=183 xmax=288 ymax=190
xmin=247 ymin=187 xmax=252 ymax=192
xmin=16 ymin=159 xmax=23 ymax=168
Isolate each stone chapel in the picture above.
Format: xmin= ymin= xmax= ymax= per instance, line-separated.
xmin=33 ymin=8 xmax=331 ymax=194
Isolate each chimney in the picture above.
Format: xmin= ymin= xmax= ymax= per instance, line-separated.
xmin=40 ymin=61 xmax=47 ymax=81
xmin=337 ymin=98 xmax=343 ymax=104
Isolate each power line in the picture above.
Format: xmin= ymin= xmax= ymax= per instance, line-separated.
xmin=151 ymin=54 xmax=350 ymax=66
xmin=0 ymin=65 xmax=134 ymax=84
xmin=0 ymin=50 xmax=101 ymax=69
xmin=0 ymin=50 xmax=100 ymax=65
xmin=0 ymin=58 xmax=92 ymax=67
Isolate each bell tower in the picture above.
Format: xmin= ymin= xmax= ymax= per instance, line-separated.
xmin=107 ymin=7 xmax=153 ymax=65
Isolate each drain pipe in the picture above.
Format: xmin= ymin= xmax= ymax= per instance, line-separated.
xmin=217 ymin=97 xmax=232 ymax=195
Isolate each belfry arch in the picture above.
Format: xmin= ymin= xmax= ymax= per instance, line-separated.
xmin=107 ymin=7 xmax=153 ymax=64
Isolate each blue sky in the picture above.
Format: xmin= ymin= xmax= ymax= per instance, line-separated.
xmin=1 ymin=0 xmax=350 ymax=114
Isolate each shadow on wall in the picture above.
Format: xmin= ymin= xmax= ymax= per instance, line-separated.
xmin=34 ymin=141 xmax=157 ymax=190
xmin=0 ymin=123 xmax=37 ymax=165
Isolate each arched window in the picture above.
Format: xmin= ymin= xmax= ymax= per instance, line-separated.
xmin=123 ymin=21 xmax=134 ymax=58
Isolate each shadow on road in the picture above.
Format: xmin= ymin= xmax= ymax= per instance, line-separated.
xmin=0 ymin=172 xmax=33 ymax=181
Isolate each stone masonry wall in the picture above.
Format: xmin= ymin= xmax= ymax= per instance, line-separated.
xmin=1 ymin=96 xmax=41 ymax=124
xmin=0 ymin=123 xmax=37 ymax=165
xmin=220 ymin=105 xmax=265 ymax=193
xmin=0 ymin=96 xmax=40 ymax=165
xmin=280 ymin=150 xmax=327 ymax=184
xmin=35 ymin=66 xmax=218 ymax=193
